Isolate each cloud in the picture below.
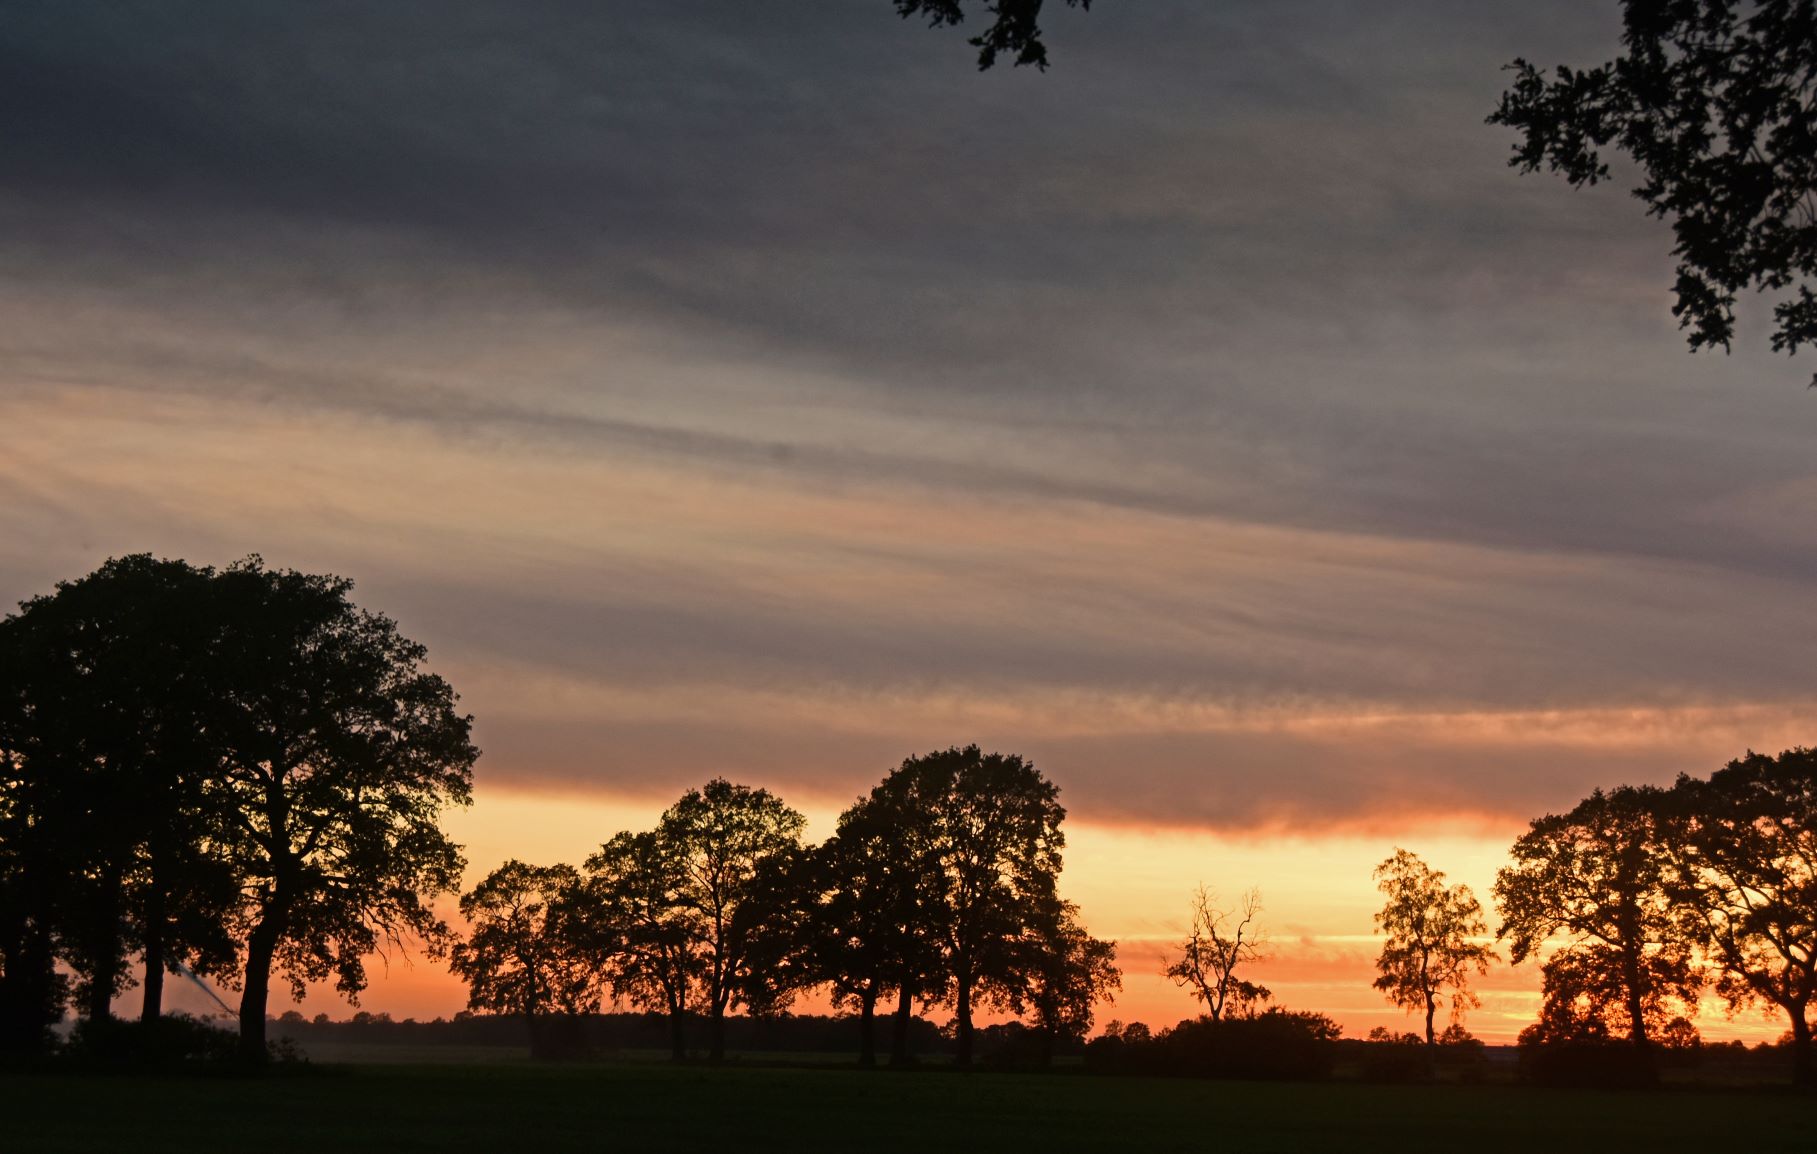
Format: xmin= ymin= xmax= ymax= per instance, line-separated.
xmin=5 ymin=1 xmax=1816 ymax=833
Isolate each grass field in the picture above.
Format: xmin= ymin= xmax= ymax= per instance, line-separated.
xmin=4 ymin=1060 xmax=1811 ymax=1153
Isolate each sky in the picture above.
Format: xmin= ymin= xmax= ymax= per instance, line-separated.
xmin=5 ymin=1 xmax=1814 ymax=1043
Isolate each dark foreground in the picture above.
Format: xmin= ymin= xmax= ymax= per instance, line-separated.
xmin=3 ymin=1061 xmax=1810 ymax=1154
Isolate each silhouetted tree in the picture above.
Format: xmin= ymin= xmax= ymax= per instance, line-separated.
xmin=1009 ymin=895 xmax=1120 ymax=1062
xmin=1495 ymin=785 xmax=1699 ymax=1055
xmin=1164 ymin=885 xmax=1270 ymax=1022
xmin=874 ymin=745 xmax=1066 ymax=1067
xmin=658 ymin=778 xmax=806 ymax=1062
xmin=450 ymin=861 xmax=607 ymax=1058
xmin=1372 ymin=849 xmax=1496 ymax=1045
xmin=584 ymin=830 xmax=698 ymax=1061
xmin=207 ymin=560 xmax=476 ymax=1061
xmin=1517 ymin=942 xmax=1699 ymax=1047
xmin=801 ymin=794 xmax=945 ymax=1066
xmin=1667 ymin=748 xmax=1817 ymax=1088
xmin=1490 ymin=1 xmax=1817 ymax=379
xmin=895 ymin=0 xmax=1095 ymax=70
xmin=0 ymin=556 xmax=238 ymax=1040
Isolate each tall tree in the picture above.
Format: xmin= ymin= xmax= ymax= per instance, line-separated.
xmin=207 ymin=560 xmax=476 ymax=1061
xmin=1371 ymin=849 xmax=1496 ymax=1046
xmin=895 ymin=1 xmax=1096 ymax=70
xmin=450 ymin=861 xmax=607 ymax=1058
xmin=657 ymin=778 xmax=806 ymax=1062
xmin=1667 ymin=748 xmax=1817 ymax=1088
xmin=1164 ymin=885 xmax=1270 ymax=1022
xmin=1494 ymin=785 xmax=1699 ymax=1053
xmin=800 ymin=795 xmax=945 ymax=1067
xmin=1490 ymin=1 xmax=1817 ymax=379
xmin=0 ymin=556 xmax=238 ymax=1036
xmin=874 ymin=746 xmax=1066 ymax=1067
xmin=584 ymin=830 xmax=698 ymax=1061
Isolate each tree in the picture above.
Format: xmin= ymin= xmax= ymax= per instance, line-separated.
xmin=895 ymin=1 xmax=1096 ymax=70
xmin=450 ymin=861 xmax=607 ymax=1058
xmin=206 ymin=560 xmax=476 ymax=1061
xmin=1010 ymin=896 xmax=1120 ymax=1062
xmin=583 ymin=830 xmax=698 ymax=1061
xmin=873 ymin=745 xmax=1067 ymax=1066
xmin=0 ymin=556 xmax=239 ymax=1040
xmin=657 ymin=778 xmax=807 ymax=1062
xmin=1163 ymin=885 xmax=1270 ymax=1022
xmin=1667 ymin=748 xmax=1817 ymax=1088
xmin=1371 ymin=849 xmax=1496 ymax=1046
xmin=800 ymin=794 xmax=946 ymax=1066
xmin=1490 ymin=2 xmax=1817 ymax=379
xmin=1494 ymin=785 xmax=1700 ymax=1053
xmin=1517 ymin=942 xmax=1699 ymax=1046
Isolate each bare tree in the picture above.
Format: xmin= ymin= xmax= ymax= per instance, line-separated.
xmin=1163 ymin=886 xmax=1269 ymax=1021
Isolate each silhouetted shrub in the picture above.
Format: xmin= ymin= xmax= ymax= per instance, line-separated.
xmin=64 ymin=1013 xmax=243 ymax=1067
xmin=1087 ymin=1010 xmax=1339 ymax=1081
xmin=1354 ymin=1030 xmax=1430 ymax=1083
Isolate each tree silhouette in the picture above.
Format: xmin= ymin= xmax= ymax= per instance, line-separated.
xmin=1667 ymin=748 xmax=1817 ymax=1088
xmin=1494 ymin=785 xmax=1699 ymax=1056
xmin=895 ymin=1 xmax=1095 ymax=70
xmin=873 ymin=746 xmax=1066 ymax=1067
xmin=1371 ymin=849 xmax=1496 ymax=1046
xmin=1517 ymin=942 xmax=1699 ymax=1048
xmin=450 ymin=861 xmax=606 ymax=1058
xmin=206 ymin=560 xmax=476 ymax=1062
xmin=1164 ymin=885 xmax=1270 ymax=1022
xmin=800 ymin=794 xmax=946 ymax=1066
xmin=1490 ymin=1 xmax=1817 ymax=379
xmin=584 ymin=830 xmax=699 ymax=1061
xmin=0 ymin=556 xmax=238 ymax=1041
xmin=657 ymin=778 xmax=806 ymax=1062
xmin=1009 ymin=895 xmax=1120 ymax=1063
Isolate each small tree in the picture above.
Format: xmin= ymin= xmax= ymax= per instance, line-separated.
xmin=1164 ymin=886 xmax=1269 ymax=1022
xmin=1013 ymin=896 xmax=1120 ymax=1062
xmin=450 ymin=861 xmax=606 ymax=1058
xmin=584 ymin=830 xmax=698 ymax=1061
xmin=1371 ymin=849 xmax=1496 ymax=1046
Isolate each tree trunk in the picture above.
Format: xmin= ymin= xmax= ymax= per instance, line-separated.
xmin=954 ymin=969 xmax=974 ymax=1068
xmin=889 ymin=984 xmax=914 ymax=1067
xmin=708 ymin=999 xmax=726 ymax=1063
xmin=1424 ymin=991 xmax=1437 ymax=1047
xmin=238 ymin=914 xmax=284 ymax=1063
xmin=140 ymin=886 xmax=165 ymax=1024
xmin=857 ymin=988 xmax=878 ymax=1068
xmin=668 ymin=1001 xmax=686 ymax=1062
xmin=1619 ymin=943 xmax=1649 ymax=1048
xmin=1790 ymin=1009 xmax=1813 ymax=1091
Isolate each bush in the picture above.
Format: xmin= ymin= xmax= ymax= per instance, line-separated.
xmin=1516 ymin=1040 xmax=1659 ymax=1089
xmin=64 ymin=1013 xmax=242 ymax=1067
xmin=1087 ymin=1010 xmax=1339 ymax=1082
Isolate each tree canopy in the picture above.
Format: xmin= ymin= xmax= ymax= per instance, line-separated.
xmin=1371 ymin=849 xmax=1495 ymax=1046
xmin=1491 ymin=1 xmax=1817 ymax=379
xmin=895 ymin=0 xmax=1095 ymax=70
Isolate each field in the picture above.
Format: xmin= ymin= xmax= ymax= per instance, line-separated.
xmin=4 ymin=1058 xmax=1812 ymax=1154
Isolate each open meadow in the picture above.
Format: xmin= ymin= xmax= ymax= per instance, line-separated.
xmin=4 ymin=1060 xmax=1811 ymax=1154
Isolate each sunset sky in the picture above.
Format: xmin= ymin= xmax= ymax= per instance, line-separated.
xmin=5 ymin=1 xmax=1815 ymax=1043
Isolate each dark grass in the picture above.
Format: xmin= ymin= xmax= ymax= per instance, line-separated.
xmin=3 ymin=1060 xmax=1811 ymax=1154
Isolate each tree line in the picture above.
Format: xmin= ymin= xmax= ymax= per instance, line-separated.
xmin=450 ymin=750 xmax=1121 ymax=1067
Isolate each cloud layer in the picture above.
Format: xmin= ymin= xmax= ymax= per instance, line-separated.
xmin=5 ymin=1 xmax=1816 ymax=831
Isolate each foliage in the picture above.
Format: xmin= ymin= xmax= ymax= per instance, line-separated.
xmin=656 ymin=778 xmax=807 ymax=1060
xmin=451 ymin=861 xmax=607 ymax=1057
xmin=1490 ymin=1 xmax=1817 ymax=377
xmin=871 ymin=745 xmax=1068 ymax=1066
xmin=200 ymin=559 xmax=477 ymax=1061
xmin=583 ymin=830 xmax=700 ymax=1060
xmin=894 ymin=0 xmax=1095 ymax=70
xmin=1371 ymin=849 xmax=1496 ymax=1044
xmin=1666 ymin=747 xmax=1817 ymax=1087
xmin=1163 ymin=885 xmax=1270 ymax=1022
xmin=1494 ymin=785 xmax=1699 ymax=1049
xmin=1004 ymin=896 xmax=1120 ymax=1058
xmin=1086 ymin=1009 xmax=1341 ymax=1081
